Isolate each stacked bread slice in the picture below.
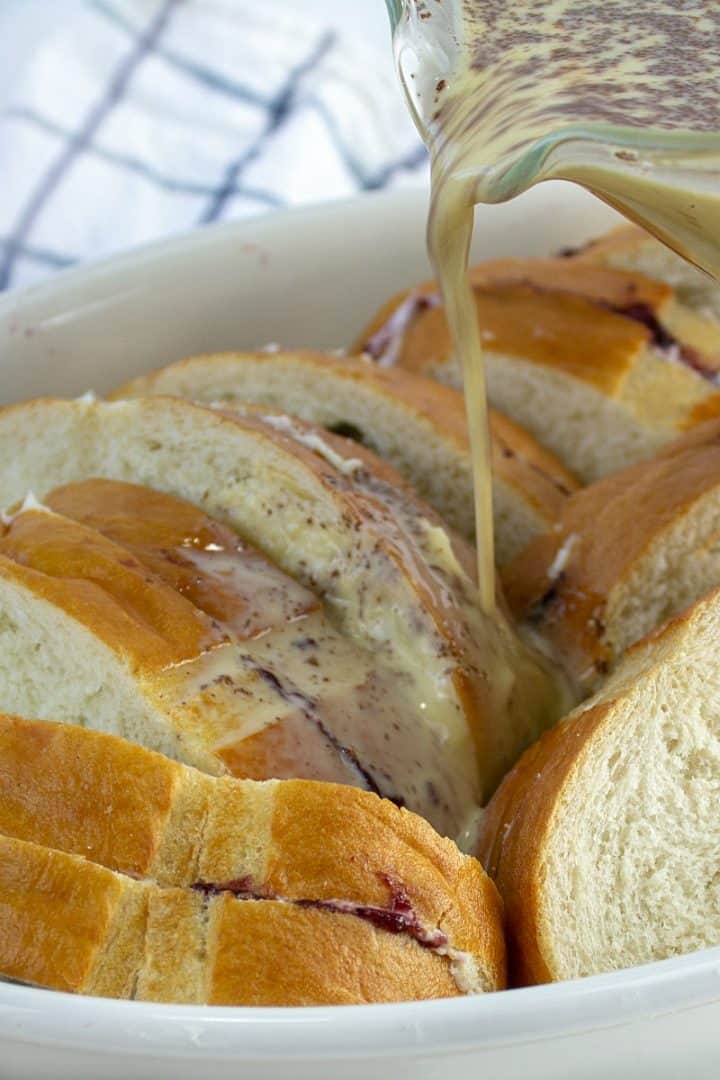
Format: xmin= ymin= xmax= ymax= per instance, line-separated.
xmin=477 ymin=587 xmax=720 ymax=985
xmin=113 ymin=349 xmax=579 ymax=563
xmin=502 ymin=419 xmax=720 ymax=689
xmin=0 ymin=714 xmax=505 ymax=1003
xmin=0 ymin=396 xmax=567 ymax=839
xmin=353 ymin=257 xmax=720 ymax=481
xmin=571 ymin=223 xmax=720 ymax=321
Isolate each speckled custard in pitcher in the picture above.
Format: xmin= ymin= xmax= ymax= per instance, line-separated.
xmin=389 ymin=0 xmax=720 ymax=604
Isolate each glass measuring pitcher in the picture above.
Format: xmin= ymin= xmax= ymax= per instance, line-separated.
xmin=385 ymin=0 xmax=720 ymax=279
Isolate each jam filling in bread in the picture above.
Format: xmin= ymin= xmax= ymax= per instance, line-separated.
xmin=0 ymin=833 xmax=495 ymax=1004
xmin=0 ymin=715 xmax=505 ymax=1003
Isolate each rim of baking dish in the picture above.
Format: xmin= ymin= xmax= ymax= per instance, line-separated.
xmin=1 ymin=947 xmax=719 ymax=1060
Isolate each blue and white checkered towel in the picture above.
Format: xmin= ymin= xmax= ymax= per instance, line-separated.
xmin=0 ymin=0 xmax=427 ymax=290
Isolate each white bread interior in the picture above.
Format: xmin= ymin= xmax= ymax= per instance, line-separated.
xmin=481 ymin=346 xmax=700 ymax=481
xmin=0 ymin=497 xmax=488 ymax=838
xmin=420 ymin=314 xmax=717 ymax=483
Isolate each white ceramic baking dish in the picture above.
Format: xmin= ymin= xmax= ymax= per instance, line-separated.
xmin=0 ymin=182 xmax=719 ymax=1080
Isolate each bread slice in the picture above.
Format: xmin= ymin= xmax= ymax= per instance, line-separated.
xmin=0 ymin=490 xmax=473 ymax=836
xmin=0 ymin=397 xmax=568 ymax=833
xmin=503 ymin=419 xmax=720 ymax=689
xmin=571 ymin=224 xmax=720 ymax=321
xmin=0 ymin=715 xmax=505 ymax=1002
xmin=112 ymin=349 xmax=579 ymax=563
xmin=353 ymin=258 xmax=720 ymax=481
xmin=477 ymin=586 xmax=720 ymax=985
xmin=0 ymin=835 xmax=501 ymax=1004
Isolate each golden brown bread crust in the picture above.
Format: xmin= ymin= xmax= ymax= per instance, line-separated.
xmin=0 ymin=832 xmax=488 ymax=1005
xmin=502 ymin=419 xmax=720 ymax=685
xmin=355 ymin=257 xmax=672 ymax=322
xmin=363 ymin=282 xmax=650 ymax=392
xmin=0 ymin=712 xmax=500 ymax=925
xmin=683 ymin=392 xmax=720 ymax=428
xmin=0 ymin=715 xmax=506 ymax=1001
xmin=206 ymin=898 xmax=459 ymax=1006
xmin=0 ymin=834 xmax=148 ymax=996
xmin=138 ymin=886 xmax=467 ymax=1006
xmin=262 ymin=780 xmax=505 ymax=988
xmin=352 ymin=257 xmax=720 ymax=446
xmin=351 ymin=261 xmax=720 ymax=486
xmin=0 ymin=833 xmax=469 ymax=1004
xmin=353 ymin=262 xmax=668 ymax=386
xmin=0 ymin=507 xmax=224 ymax=669
xmin=3 ymin=714 xmax=502 ymax=937
xmin=468 ymin=257 xmax=672 ymax=309
xmin=565 ymin=235 xmax=720 ymax=367
xmin=45 ymin=478 xmax=319 ymax=638
xmin=0 ymin=712 xmax=189 ymax=878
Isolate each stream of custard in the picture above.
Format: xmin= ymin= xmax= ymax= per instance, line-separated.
xmin=393 ymin=0 xmax=720 ymax=613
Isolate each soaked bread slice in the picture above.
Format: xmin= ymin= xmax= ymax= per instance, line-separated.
xmin=113 ymin=349 xmax=579 ymax=563
xmin=503 ymin=420 xmax=720 ymax=690
xmin=0 ymin=715 xmax=505 ymax=1003
xmin=477 ymin=587 xmax=720 ymax=985
xmin=0 ymin=397 xmax=567 ymax=834
xmin=0 ymin=493 xmax=476 ymax=836
xmin=354 ymin=257 xmax=720 ymax=481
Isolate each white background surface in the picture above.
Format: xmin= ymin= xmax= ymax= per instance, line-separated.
xmin=298 ymin=1 xmax=391 ymax=53
xmin=0 ymin=1 xmax=394 ymax=93
xmin=0 ymin=0 xmax=420 ymax=288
